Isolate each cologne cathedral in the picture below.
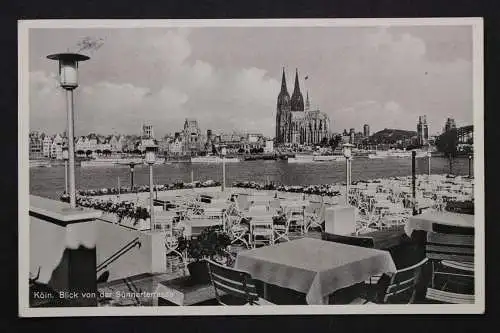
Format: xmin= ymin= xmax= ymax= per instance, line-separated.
xmin=275 ymin=68 xmax=331 ymax=146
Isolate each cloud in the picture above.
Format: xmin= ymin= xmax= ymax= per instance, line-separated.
xmin=333 ymin=28 xmax=472 ymax=134
xmin=29 ymin=29 xmax=280 ymax=137
xmin=29 ymin=26 xmax=473 ymax=138
xmin=335 ymin=100 xmax=420 ymax=133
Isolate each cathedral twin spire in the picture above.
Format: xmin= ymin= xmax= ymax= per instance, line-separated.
xmin=278 ymin=68 xmax=305 ymax=112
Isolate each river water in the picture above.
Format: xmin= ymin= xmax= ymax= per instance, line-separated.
xmin=29 ymin=157 xmax=471 ymax=200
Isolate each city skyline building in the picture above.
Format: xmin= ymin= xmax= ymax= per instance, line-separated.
xmin=417 ymin=115 xmax=429 ymax=146
xmin=142 ymin=124 xmax=154 ymax=139
xmin=444 ymin=117 xmax=457 ymax=133
xmin=182 ymin=118 xmax=202 ymax=156
xmin=363 ymin=124 xmax=370 ymax=138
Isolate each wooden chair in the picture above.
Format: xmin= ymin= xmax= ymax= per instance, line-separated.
xmin=425 ymin=287 xmax=475 ymax=304
xmin=350 ymin=258 xmax=429 ymax=304
xmin=206 ymin=259 xmax=274 ymax=305
xmin=321 ymin=232 xmax=375 ymax=248
xmin=432 ymin=223 xmax=474 ymax=235
xmin=425 ymin=232 xmax=474 ymax=303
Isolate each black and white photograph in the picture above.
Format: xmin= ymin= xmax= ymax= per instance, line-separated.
xmin=18 ymin=18 xmax=484 ymax=316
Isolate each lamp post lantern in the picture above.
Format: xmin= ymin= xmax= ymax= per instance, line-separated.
xmin=62 ymin=145 xmax=69 ymax=194
xmin=221 ymin=146 xmax=227 ymax=192
xmin=342 ymin=143 xmax=354 ymax=205
xmin=145 ymin=144 xmax=158 ymax=230
xmin=47 ymin=52 xmax=90 ymax=208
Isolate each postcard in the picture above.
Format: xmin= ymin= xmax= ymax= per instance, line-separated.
xmin=19 ymin=18 xmax=484 ymax=316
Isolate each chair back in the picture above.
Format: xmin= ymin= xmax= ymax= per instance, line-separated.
xmin=235 ymin=195 xmax=251 ymax=212
xmin=268 ymin=199 xmax=281 ymax=210
xmin=432 ymin=223 xmax=474 ymax=235
xmin=206 ymin=259 xmax=259 ymax=305
xmin=248 ymin=205 xmax=269 ymax=214
xmin=382 ymin=258 xmax=428 ymax=304
xmin=426 ymin=232 xmax=474 ymax=262
xmin=321 ymin=232 xmax=375 ymax=248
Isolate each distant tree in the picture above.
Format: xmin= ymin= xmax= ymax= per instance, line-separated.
xmin=328 ymin=135 xmax=342 ymax=151
xmin=320 ymin=137 xmax=329 ymax=147
xmin=436 ymin=128 xmax=458 ymax=174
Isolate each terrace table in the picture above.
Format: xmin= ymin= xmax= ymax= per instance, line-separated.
xmin=234 ymin=237 xmax=397 ymax=305
xmin=404 ymin=211 xmax=474 ymax=237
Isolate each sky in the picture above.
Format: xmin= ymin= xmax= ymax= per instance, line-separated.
xmin=28 ymin=24 xmax=474 ymax=138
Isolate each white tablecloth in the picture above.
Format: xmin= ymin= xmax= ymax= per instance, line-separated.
xmin=235 ymin=237 xmax=396 ymax=304
xmin=405 ymin=211 xmax=474 ymax=237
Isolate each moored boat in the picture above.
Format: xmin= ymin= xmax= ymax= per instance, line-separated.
xmin=190 ymin=155 xmax=240 ymax=163
xmin=81 ymin=157 xmax=144 ymax=167
xmin=29 ymin=160 xmax=51 ymax=168
xmin=288 ymin=154 xmax=345 ymax=163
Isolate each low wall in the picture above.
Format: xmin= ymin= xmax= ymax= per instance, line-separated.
xmin=95 ymin=216 xmax=167 ymax=282
xmin=29 ymin=195 xmax=101 ymax=307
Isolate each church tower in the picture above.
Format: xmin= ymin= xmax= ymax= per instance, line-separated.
xmin=290 ymin=68 xmax=304 ymax=112
xmin=305 ymin=91 xmax=310 ymax=111
xmin=276 ymin=68 xmax=291 ymax=144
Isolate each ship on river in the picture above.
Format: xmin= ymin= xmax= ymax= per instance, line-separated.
xmin=368 ymin=149 xmax=428 ymax=159
xmin=81 ymin=157 xmax=165 ymax=167
xmin=190 ymin=155 xmax=241 ymax=163
xmin=29 ymin=160 xmax=52 ymax=168
xmin=288 ymin=153 xmax=345 ymax=163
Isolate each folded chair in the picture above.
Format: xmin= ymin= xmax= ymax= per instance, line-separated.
xmin=206 ymin=259 xmax=274 ymax=305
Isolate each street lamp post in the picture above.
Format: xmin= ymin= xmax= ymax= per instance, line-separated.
xmin=47 ymin=52 xmax=90 ymax=208
xmin=221 ymin=146 xmax=227 ymax=192
xmin=412 ymin=150 xmax=417 ymax=216
xmin=427 ymin=150 xmax=432 ymax=177
xmin=145 ymin=144 xmax=158 ymax=231
xmin=342 ymin=143 xmax=354 ymax=206
xmin=468 ymin=155 xmax=473 ymax=178
xmin=62 ymin=145 xmax=69 ymax=194
xmin=129 ymin=162 xmax=136 ymax=190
